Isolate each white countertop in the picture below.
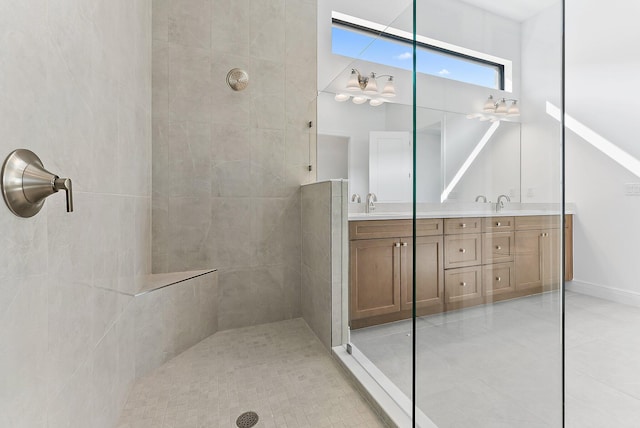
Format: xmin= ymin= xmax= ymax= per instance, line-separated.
xmin=348 ymin=203 xmax=575 ymax=221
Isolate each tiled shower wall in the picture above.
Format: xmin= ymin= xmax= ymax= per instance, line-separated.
xmin=0 ymin=1 xmax=152 ymax=427
xmin=152 ymin=0 xmax=317 ymax=329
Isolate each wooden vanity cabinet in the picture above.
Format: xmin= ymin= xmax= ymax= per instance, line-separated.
xmin=349 ymin=219 xmax=444 ymax=328
xmin=401 ymin=236 xmax=444 ymax=311
xmin=514 ymin=216 xmax=564 ymax=292
xmin=349 ymin=238 xmax=402 ymax=320
xmin=349 ymin=215 xmax=573 ymax=328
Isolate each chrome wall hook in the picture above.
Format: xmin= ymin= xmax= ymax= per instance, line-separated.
xmin=1 ymin=149 xmax=73 ymax=218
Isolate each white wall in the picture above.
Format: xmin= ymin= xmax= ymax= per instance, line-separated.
xmin=317 ymin=135 xmax=349 ymax=181
xmin=317 ymin=92 xmax=387 ymax=199
xmin=446 ymin=116 xmax=522 ymax=202
xmin=520 ymin=3 xmax=563 ymax=203
xmin=565 ymin=0 xmax=640 ymax=302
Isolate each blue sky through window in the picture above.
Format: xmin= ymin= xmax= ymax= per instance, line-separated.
xmin=332 ymin=26 xmax=499 ymax=89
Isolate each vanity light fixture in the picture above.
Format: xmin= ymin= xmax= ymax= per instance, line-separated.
xmin=334 ymin=69 xmax=395 ymax=107
xmin=482 ymin=94 xmax=520 ymax=116
xmin=346 ymin=69 xmax=396 ymax=97
xmin=468 ymin=94 xmax=520 ymax=121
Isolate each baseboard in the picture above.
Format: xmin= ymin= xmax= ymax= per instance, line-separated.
xmin=566 ymin=279 xmax=640 ymax=308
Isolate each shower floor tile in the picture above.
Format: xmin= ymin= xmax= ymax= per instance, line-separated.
xmin=117 ymin=318 xmax=387 ymax=428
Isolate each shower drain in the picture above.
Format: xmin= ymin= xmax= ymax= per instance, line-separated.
xmin=236 ymin=411 xmax=259 ymax=428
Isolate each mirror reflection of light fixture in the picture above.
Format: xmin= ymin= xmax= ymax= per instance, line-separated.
xmin=470 ymin=95 xmax=520 ymax=121
xmin=334 ymin=93 xmax=350 ymax=102
xmin=352 ymin=96 xmax=367 ymax=105
xmin=369 ymin=99 xmax=384 ymax=107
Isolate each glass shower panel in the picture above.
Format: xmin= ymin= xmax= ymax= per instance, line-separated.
xmin=413 ymin=0 xmax=564 ymax=426
xmin=320 ymin=2 xmax=418 ymax=414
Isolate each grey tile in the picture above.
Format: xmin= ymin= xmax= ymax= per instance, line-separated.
xmin=168 ymin=0 xmax=212 ymax=49
xmin=117 ymin=319 xmax=384 ymax=427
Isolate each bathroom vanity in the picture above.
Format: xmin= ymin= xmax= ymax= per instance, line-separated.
xmin=349 ymin=213 xmax=573 ymax=329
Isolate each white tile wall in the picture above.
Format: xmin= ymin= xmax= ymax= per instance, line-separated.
xmin=0 ymin=0 xmax=152 ymax=426
xmin=151 ymin=0 xmax=318 ymax=331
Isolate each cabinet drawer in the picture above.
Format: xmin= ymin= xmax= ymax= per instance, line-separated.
xmin=444 ymin=217 xmax=482 ymax=234
xmin=444 ymin=234 xmax=482 ymax=269
xmin=515 ymin=215 xmax=560 ymax=230
xmin=445 ymin=266 xmax=482 ymax=304
xmin=482 ymin=232 xmax=514 ymax=264
xmin=349 ymin=220 xmax=412 ymax=240
xmin=483 ymin=262 xmax=515 ymax=297
xmin=416 ymin=218 xmax=444 ymax=236
xmin=482 ymin=217 xmax=514 ymax=232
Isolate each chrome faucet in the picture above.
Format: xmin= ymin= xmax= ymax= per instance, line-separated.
xmin=351 ymin=193 xmax=361 ymax=203
xmin=496 ymin=194 xmax=511 ymax=212
xmin=475 ymin=195 xmax=487 ymax=203
xmin=366 ymin=193 xmax=377 ymax=213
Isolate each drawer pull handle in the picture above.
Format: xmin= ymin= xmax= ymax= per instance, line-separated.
xmin=496 ymin=222 xmax=501 ymax=226
xmin=460 ymin=223 xmax=466 ymax=228
xmin=459 ymin=248 xmax=466 ymax=253
xmin=401 ymin=242 xmax=408 ymax=247
xmin=394 ymin=242 xmax=401 ymax=248
xmin=496 ymin=245 xmax=502 ymax=250
xmin=460 ymin=282 xmax=467 ymax=286
xmin=496 ymin=277 xmax=502 ymax=282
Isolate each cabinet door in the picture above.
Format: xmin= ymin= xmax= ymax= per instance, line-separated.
xmin=401 ymin=236 xmax=444 ymax=311
xmin=565 ymin=215 xmax=573 ymax=281
xmin=541 ymin=228 xmax=561 ymax=290
xmin=515 ymin=229 xmax=543 ymax=291
xmin=350 ymin=238 xmax=401 ymax=320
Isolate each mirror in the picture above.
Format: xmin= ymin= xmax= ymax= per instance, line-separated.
xmin=317 ymin=91 xmax=521 ymax=203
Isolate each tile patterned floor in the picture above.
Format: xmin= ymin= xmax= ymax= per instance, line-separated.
xmin=351 ymin=291 xmax=640 ymax=428
xmin=117 ymin=318 xmax=387 ymax=428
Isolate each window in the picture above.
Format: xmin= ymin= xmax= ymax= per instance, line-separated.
xmin=331 ymin=14 xmax=506 ymax=90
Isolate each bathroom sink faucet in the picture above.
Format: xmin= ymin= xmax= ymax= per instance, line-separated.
xmin=496 ymin=194 xmax=511 ymax=212
xmin=351 ymin=193 xmax=361 ymax=203
xmin=366 ymin=193 xmax=377 ymax=213
xmin=475 ymin=195 xmax=487 ymax=203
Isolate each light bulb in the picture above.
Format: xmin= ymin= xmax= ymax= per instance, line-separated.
xmin=352 ymin=96 xmax=367 ymax=105
xmin=369 ymin=99 xmax=384 ymax=107
xmin=495 ymin=99 xmax=508 ymax=115
xmin=334 ymin=93 xmax=350 ymax=102
xmin=507 ymin=100 xmax=520 ymax=116
xmin=381 ymin=77 xmax=396 ymax=97
xmin=346 ymin=69 xmax=360 ymax=91
xmin=363 ymin=72 xmax=378 ymax=94
xmin=483 ymin=95 xmax=495 ymax=112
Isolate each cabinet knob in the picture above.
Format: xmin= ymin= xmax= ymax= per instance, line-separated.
xmin=394 ymin=242 xmax=401 ymax=248
xmin=460 ymin=282 xmax=467 ymax=286
xmin=496 ymin=277 xmax=502 ymax=282
xmin=401 ymin=242 xmax=408 ymax=247
xmin=460 ymin=223 xmax=466 ymax=228
xmin=496 ymin=245 xmax=502 ymax=250
xmin=459 ymin=248 xmax=466 ymax=253
xmin=496 ymin=222 xmax=501 ymax=227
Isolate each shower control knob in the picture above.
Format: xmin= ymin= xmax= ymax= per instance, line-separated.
xmin=1 ymin=149 xmax=74 ymax=218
